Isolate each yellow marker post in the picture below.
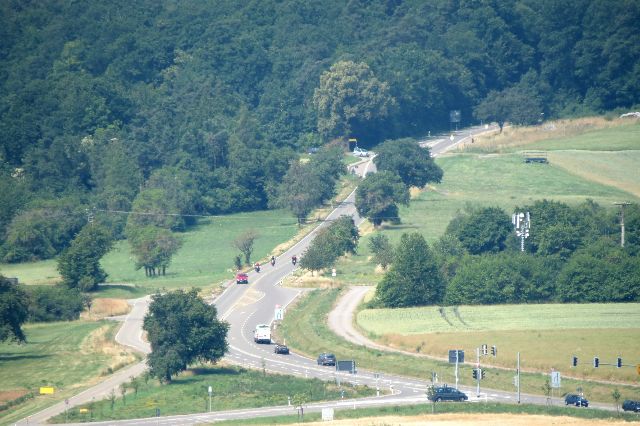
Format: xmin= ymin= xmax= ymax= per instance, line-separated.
xmin=39 ymin=387 xmax=55 ymax=395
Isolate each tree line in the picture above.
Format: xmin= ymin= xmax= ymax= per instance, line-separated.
xmin=1 ymin=0 xmax=639 ymax=267
xmin=369 ymin=201 xmax=640 ymax=308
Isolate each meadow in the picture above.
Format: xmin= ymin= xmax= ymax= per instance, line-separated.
xmin=357 ymin=304 xmax=640 ymax=383
xmin=0 ymin=208 xmax=300 ymax=298
xmin=0 ymin=321 xmax=139 ymax=425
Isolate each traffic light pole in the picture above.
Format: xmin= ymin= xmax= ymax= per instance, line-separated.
xmin=476 ymin=347 xmax=480 ymax=397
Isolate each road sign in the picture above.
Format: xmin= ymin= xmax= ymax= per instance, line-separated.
xmin=39 ymin=387 xmax=54 ymax=395
xmin=331 ymin=268 xmax=336 ymax=277
xmin=336 ymin=360 xmax=356 ymax=374
xmin=448 ymin=350 xmax=464 ymax=363
xmin=551 ymin=371 xmax=561 ymax=388
xmin=322 ymin=408 xmax=334 ymax=421
xmin=274 ymin=307 xmax=284 ymax=321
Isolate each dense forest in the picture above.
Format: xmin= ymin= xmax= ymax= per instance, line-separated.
xmin=1 ymin=0 xmax=639 ymax=262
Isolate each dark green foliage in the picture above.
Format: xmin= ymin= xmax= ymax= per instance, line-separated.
xmin=57 ymin=224 xmax=114 ymax=291
xmin=556 ymin=239 xmax=640 ymax=302
xmin=355 ymin=171 xmax=409 ymax=227
xmin=446 ymin=207 xmax=513 ymax=255
xmin=2 ymin=197 xmax=86 ymax=263
xmin=272 ymin=146 xmax=345 ymax=226
xmin=26 ymin=286 xmax=87 ymax=322
xmin=143 ymin=289 xmax=229 ymax=382
xmin=127 ymin=226 xmax=183 ymax=277
xmin=373 ymin=138 xmax=443 ymax=188
xmin=368 ymin=233 xmax=394 ymax=270
xmin=444 ymin=253 xmax=557 ymax=305
xmin=300 ymin=216 xmax=359 ymax=273
xmin=374 ymin=233 xmax=445 ymax=308
xmin=0 ymin=276 xmax=29 ymax=343
xmin=0 ymin=0 xmax=638 ymax=252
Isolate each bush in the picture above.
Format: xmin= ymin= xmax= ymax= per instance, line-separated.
xmin=26 ymin=286 xmax=87 ymax=322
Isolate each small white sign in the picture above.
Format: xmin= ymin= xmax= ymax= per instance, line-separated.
xmin=331 ymin=268 xmax=336 ymax=277
xmin=321 ymin=408 xmax=334 ymax=421
xmin=274 ymin=307 xmax=284 ymax=321
xmin=551 ymin=371 xmax=561 ymax=388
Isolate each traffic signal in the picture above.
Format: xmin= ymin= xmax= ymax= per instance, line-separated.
xmin=617 ymin=357 xmax=622 ymax=368
xmin=482 ymin=344 xmax=488 ymax=355
xmin=572 ymin=356 xmax=578 ymax=367
xmin=481 ymin=369 xmax=486 ymax=379
xmin=593 ymin=357 xmax=599 ymax=368
xmin=472 ymin=369 xmax=478 ymax=379
xmin=491 ymin=345 xmax=497 ymax=356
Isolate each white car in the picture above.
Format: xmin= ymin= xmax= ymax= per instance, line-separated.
xmin=353 ymin=147 xmax=369 ymax=157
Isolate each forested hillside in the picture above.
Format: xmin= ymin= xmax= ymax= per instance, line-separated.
xmin=1 ymin=0 xmax=639 ymax=263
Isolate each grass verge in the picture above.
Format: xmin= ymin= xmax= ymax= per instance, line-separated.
xmin=277 ymin=289 xmax=640 ymax=405
xmin=48 ymin=365 xmax=375 ymax=423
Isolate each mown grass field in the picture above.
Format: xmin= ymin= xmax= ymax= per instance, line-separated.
xmin=0 ymin=321 xmax=139 ymax=425
xmin=48 ymin=365 xmax=375 ymax=423
xmin=277 ymin=289 xmax=640 ymax=404
xmin=357 ymin=304 xmax=640 ymax=383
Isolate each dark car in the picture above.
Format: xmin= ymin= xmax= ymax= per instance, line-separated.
xmin=274 ymin=344 xmax=289 ymax=355
xmin=623 ymin=400 xmax=640 ymax=413
xmin=317 ymin=353 xmax=336 ymax=366
xmin=565 ymin=394 xmax=589 ymax=407
xmin=427 ymin=385 xmax=468 ymax=402
xmin=235 ymin=272 xmax=248 ymax=284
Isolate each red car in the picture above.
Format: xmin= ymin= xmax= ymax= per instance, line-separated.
xmin=236 ymin=272 xmax=248 ymax=284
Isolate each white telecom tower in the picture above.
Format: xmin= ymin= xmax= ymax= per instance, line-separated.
xmin=512 ymin=212 xmax=530 ymax=252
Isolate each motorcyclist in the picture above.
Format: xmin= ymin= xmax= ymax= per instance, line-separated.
xmin=254 ymin=262 xmax=261 ymax=272
xmin=291 ymin=255 xmax=297 ymax=265
xmin=270 ymin=256 xmax=276 ymax=266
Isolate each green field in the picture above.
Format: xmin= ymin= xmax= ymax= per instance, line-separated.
xmin=357 ymin=304 xmax=640 ymax=334
xmin=356 ymin=304 xmax=640 ymax=383
xmin=277 ymin=289 xmax=640 ymax=404
xmin=0 ymin=209 xmax=299 ymax=297
xmin=48 ymin=365 xmax=375 ymax=423
xmin=0 ymin=321 xmax=139 ymax=425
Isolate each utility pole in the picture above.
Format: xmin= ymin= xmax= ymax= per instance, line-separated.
xmin=455 ymin=350 xmax=459 ymax=390
xmin=517 ymin=352 xmax=521 ymax=404
xmin=476 ymin=347 xmax=480 ymax=397
xmin=614 ymin=202 xmax=631 ymax=247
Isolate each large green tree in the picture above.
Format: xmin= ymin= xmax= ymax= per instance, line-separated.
xmin=373 ymin=139 xmax=443 ymax=188
xmin=446 ymin=207 xmax=513 ymax=255
xmin=355 ymin=171 xmax=409 ymax=227
xmin=313 ymin=61 xmax=394 ymax=139
xmin=143 ymin=289 xmax=229 ymax=382
xmin=57 ymin=224 xmax=114 ymax=291
xmin=127 ymin=226 xmax=182 ymax=277
xmin=300 ymin=216 xmax=359 ymax=274
xmin=0 ymin=276 xmax=29 ymax=343
xmin=374 ymin=233 xmax=444 ymax=308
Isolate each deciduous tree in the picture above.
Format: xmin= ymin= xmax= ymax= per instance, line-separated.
xmin=373 ymin=138 xmax=443 ymax=188
xmin=143 ymin=289 xmax=229 ymax=382
xmin=0 ymin=276 xmax=29 ymax=343
xmin=374 ymin=233 xmax=444 ymax=307
xmin=355 ymin=171 xmax=409 ymax=228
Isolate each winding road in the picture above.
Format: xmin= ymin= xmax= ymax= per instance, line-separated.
xmin=20 ymin=126 xmax=612 ymax=425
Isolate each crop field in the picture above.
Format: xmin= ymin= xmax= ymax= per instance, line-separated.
xmin=356 ymin=303 xmax=640 ymax=382
xmin=0 ymin=321 xmax=139 ymax=424
xmin=357 ymin=303 xmax=640 ymax=334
